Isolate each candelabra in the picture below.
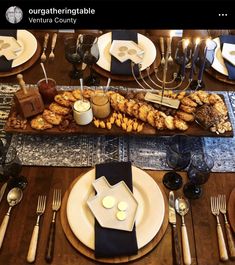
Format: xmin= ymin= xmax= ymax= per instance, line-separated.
xmin=131 ymin=37 xmax=215 ymax=96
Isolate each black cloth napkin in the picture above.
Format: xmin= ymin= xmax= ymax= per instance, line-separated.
xmin=220 ymin=35 xmax=235 ymax=80
xmin=111 ymin=30 xmax=139 ymax=76
xmin=95 ymin=162 xmax=138 ymax=258
xmin=0 ymin=30 xmax=17 ymax=72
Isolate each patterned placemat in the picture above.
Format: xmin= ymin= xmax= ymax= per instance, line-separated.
xmin=1 ymin=84 xmax=235 ymax=172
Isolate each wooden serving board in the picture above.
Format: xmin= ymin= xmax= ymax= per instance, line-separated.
xmin=60 ymin=172 xmax=169 ymax=263
xmin=0 ymin=40 xmax=41 ymax=77
xmin=4 ymin=92 xmax=234 ymax=137
xmin=4 ymin=108 xmax=233 ymax=138
xmin=227 ymin=187 xmax=235 ymax=233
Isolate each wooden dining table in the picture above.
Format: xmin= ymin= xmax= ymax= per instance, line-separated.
xmin=0 ymin=30 xmax=235 ymax=265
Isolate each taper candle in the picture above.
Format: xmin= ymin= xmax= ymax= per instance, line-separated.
xmin=198 ymin=38 xmax=210 ymax=82
xmin=189 ymin=38 xmax=200 ymax=80
xmin=181 ymin=39 xmax=189 ymax=78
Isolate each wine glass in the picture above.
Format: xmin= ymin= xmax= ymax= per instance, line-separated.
xmin=79 ymin=34 xmax=100 ymax=86
xmin=163 ymin=134 xmax=191 ymax=190
xmin=64 ymin=37 xmax=83 ymax=79
xmin=183 ymin=153 xmax=214 ymax=199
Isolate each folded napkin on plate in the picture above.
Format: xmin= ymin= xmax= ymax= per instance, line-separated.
xmin=95 ymin=162 xmax=138 ymax=258
xmin=0 ymin=30 xmax=17 ymax=72
xmin=220 ymin=35 xmax=235 ymax=80
xmin=111 ymin=30 xmax=139 ymax=76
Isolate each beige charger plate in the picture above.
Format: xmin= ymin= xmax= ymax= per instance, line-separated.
xmin=60 ymin=167 xmax=168 ymax=263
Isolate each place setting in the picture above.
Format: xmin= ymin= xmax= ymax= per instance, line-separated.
xmin=93 ymin=30 xmax=158 ymax=81
xmin=0 ymin=30 xmax=41 ymax=77
xmin=60 ymin=161 xmax=168 ymax=263
xmin=205 ymin=34 xmax=235 ymax=85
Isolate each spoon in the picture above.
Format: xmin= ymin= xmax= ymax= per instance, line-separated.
xmin=0 ymin=188 xmax=23 ymax=248
xmin=175 ymin=197 xmax=191 ymax=265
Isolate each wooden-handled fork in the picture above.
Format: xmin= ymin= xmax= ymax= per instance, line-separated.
xmin=27 ymin=195 xmax=47 ymax=263
xmin=45 ymin=189 xmax=62 ymax=263
xmin=41 ymin=33 xmax=49 ymax=62
xmin=49 ymin=33 xmax=58 ymax=61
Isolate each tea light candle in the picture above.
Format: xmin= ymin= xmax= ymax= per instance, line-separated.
xmin=198 ymin=38 xmax=211 ymax=82
xmin=189 ymin=38 xmax=200 ymax=80
xmin=181 ymin=39 xmax=189 ymax=78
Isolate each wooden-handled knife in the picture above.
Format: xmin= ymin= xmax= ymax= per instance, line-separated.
xmin=169 ymin=191 xmax=182 ymax=265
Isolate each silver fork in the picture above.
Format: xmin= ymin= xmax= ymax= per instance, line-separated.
xmin=167 ymin=37 xmax=173 ymax=65
xmin=45 ymin=189 xmax=62 ymax=263
xmin=27 ymin=195 xmax=47 ymax=263
xmin=219 ymin=194 xmax=235 ymax=259
xmin=210 ymin=196 xmax=228 ymax=261
xmin=159 ymin=37 xmax=165 ymax=66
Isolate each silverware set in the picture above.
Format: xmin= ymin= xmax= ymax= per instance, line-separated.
xmin=169 ymin=191 xmax=192 ymax=265
xmin=210 ymin=194 xmax=235 ymax=261
xmin=41 ymin=32 xmax=58 ymax=62
xmin=27 ymin=189 xmax=62 ymax=263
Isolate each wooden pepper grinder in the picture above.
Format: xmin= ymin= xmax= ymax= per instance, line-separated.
xmin=14 ymin=74 xmax=44 ymax=118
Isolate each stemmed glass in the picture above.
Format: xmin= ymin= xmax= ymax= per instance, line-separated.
xmin=79 ymin=34 xmax=100 ymax=86
xmin=64 ymin=37 xmax=83 ymax=79
xmin=163 ymin=134 xmax=191 ymax=190
xmin=0 ymin=146 xmax=27 ymax=190
xmin=183 ymin=153 xmax=214 ymax=199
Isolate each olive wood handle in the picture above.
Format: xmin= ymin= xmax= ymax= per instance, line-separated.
xmin=217 ymin=223 xmax=228 ymax=261
xmin=43 ymin=33 xmax=49 ymax=49
xmin=27 ymin=225 xmax=39 ymax=263
xmin=159 ymin=37 xmax=164 ymax=55
xmin=181 ymin=224 xmax=191 ymax=265
xmin=172 ymin=224 xmax=181 ymax=265
xmin=0 ymin=214 xmax=10 ymax=249
xmin=45 ymin=221 xmax=56 ymax=263
xmin=225 ymin=222 xmax=235 ymax=259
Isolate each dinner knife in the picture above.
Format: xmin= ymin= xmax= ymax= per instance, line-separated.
xmin=0 ymin=182 xmax=7 ymax=204
xmin=169 ymin=191 xmax=182 ymax=265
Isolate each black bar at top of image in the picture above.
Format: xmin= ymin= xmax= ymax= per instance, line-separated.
xmin=0 ymin=0 xmax=234 ymax=29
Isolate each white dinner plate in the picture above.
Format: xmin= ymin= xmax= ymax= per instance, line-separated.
xmin=66 ymin=166 xmax=165 ymax=250
xmin=96 ymin=32 xmax=157 ymax=72
xmin=10 ymin=30 xmax=37 ymax=68
xmin=209 ymin=37 xmax=228 ymax=76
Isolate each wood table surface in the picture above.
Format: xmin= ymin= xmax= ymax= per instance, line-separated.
xmin=0 ymin=167 xmax=234 ymax=265
xmin=1 ymin=30 xmax=235 ymax=92
xmin=0 ymin=30 xmax=235 ymax=265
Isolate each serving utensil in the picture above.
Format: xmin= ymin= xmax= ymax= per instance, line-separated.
xmin=169 ymin=191 xmax=182 ymax=265
xmin=27 ymin=195 xmax=47 ymax=263
xmin=175 ymin=197 xmax=191 ymax=265
xmin=210 ymin=196 xmax=228 ymax=261
xmin=0 ymin=188 xmax=23 ymax=248
xmin=218 ymin=194 xmax=235 ymax=259
xmin=41 ymin=33 xmax=49 ymax=62
xmin=45 ymin=189 xmax=61 ymax=263
xmin=49 ymin=33 xmax=57 ymax=61
xmin=159 ymin=37 xmax=165 ymax=66
xmin=167 ymin=37 xmax=173 ymax=65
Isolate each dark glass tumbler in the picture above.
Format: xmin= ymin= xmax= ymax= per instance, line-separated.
xmin=163 ymin=134 xmax=191 ymax=190
xmin=183 ymin=153 xmax=214 ymax=199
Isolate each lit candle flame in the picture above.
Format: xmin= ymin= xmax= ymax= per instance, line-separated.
xmin=185 ymin=39 xmax=190 ymax=47
xmin=195 ymin=38 xmax=200 ymax=45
